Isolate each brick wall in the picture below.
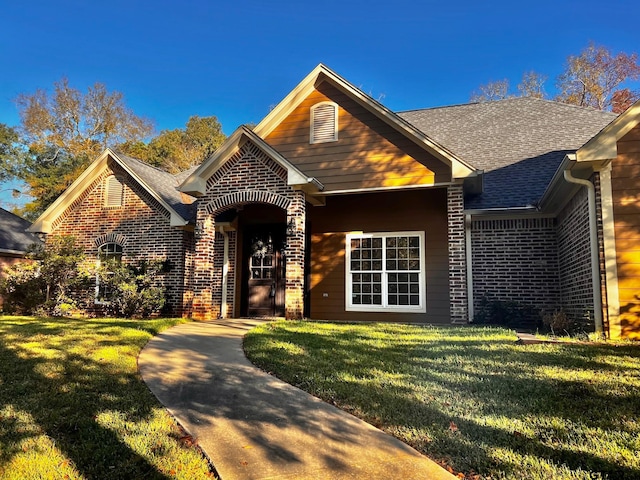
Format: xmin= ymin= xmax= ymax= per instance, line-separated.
xmin=556 ymin=183 xmax=595 ymax=322
xmin=471 ymin=217 xmax=560 ymax=318
xmin=447 ymin=185 xmax=468 ymax=323
xmin=191 ymin=141 xmax=306 ymax=320
xmin=49 ymin=161 xmax=190 ymax=315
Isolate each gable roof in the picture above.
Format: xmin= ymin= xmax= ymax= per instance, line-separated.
xmin=253 ymin=64 xmax=479 ymax=181
xmin=0 ymin=208 xmax=42 ymax=254
xmin=179 ymin=125 xmax=324 ymax=200
xmin=399 ymin=97 xmax=617 ymax=209
xmin=577 ymin=99 xmax=640 ymax=161
xmin=29 ymin=149 xmax=192 ymax=233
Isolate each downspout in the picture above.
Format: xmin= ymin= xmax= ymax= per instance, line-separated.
xmin=563 ymin=168 xmax=604 ymax=335
xmin=464 ymin=214 xmax=474 ymax=322
xmin=218 ymin=225 xmax=230 ymax=319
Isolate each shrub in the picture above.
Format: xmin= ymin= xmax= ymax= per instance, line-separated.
xmin=98 ymin=260 xmax=166 ymax=318
xmin=473 ymin=295 xmax=542 ymax=330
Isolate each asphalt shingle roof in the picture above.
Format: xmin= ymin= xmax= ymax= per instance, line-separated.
xmin=398 ymin=97 xmax=617 ymax=209
xmin=0 ymin=208 xmax=42 ymax=253
xmin=115 ymin=153 xmax=197 ymax=222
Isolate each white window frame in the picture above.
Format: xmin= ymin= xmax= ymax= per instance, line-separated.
xmin=95 ymin=243 xmax=123 ymax=304
xmin=345 ymin=231 xmax=426 ymax=313
xmin=310 ymin=101 xmax=338 ymax=144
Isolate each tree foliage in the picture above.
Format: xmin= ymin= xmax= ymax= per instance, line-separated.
xmin=471 ymin=43 xmax=640 ymax=113
xmin=16 ymin=78 xmax=153 ymax=159
xmin=470 ymin=79 xmax=511 ymax=102
xmin=0 ymin=124 xmax=20 ymax=183
xmin=12 ymin=79 xmax=154 ymax=218
xmin=556 ymin=43 xmax=640 ymax=113
xmin=119 ymin=115 xmax=226 ymax=173
xmin=517 ymin=71 xmax=548 ymax=99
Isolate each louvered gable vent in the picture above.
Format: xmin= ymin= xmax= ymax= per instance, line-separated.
xmin=310 ymin=102 xmax=338 ymax=143
xmin=105 ymin=175 xmax=124 ymax=207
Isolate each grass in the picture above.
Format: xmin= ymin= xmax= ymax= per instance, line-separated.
xmin=0 ymin=315 xmax=216 ymax=480
xmin=244 ymin=321 xmax=640 ymax=480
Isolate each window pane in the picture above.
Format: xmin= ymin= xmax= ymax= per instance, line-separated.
xmin=409 ymin=237 xmax=419 ymax=248
xmin=386 ymin=260 xmax=397 ymax=270
xmin=372 ymin=237 xmax=382 ymax=248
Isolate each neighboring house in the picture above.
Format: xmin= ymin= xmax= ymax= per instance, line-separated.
xmin=0 ymin=208 xmax=42 ymax=308
xmin=28 ymin=65 xmax=640 ymax=339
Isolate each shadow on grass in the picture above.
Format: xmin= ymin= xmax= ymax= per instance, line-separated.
xmin=0 ymin=317 xmax=172 ymax=479
xmin=243 ymin=323 xmax=640 ymax=479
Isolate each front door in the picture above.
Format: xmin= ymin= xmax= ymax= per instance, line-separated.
xmin=246 ymin=227 xmax=285 ymax=317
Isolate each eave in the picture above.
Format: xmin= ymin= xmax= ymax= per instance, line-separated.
xmin=29 ymin=149 xmax=189 ymax=234
xmin=253 ymin=64 xmax=480 ymax=181
xmin=178 ymin=126 xmax=325 ymax=205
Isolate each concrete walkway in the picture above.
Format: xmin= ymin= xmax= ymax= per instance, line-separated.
xmin=138 ymin=319 xmax=456 ymax=480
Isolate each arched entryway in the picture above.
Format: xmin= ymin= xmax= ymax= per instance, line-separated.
xmin=234 ymin=204 xmax=287 ymax=317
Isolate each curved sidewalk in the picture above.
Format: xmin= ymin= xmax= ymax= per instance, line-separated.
xmin=138 ymin=319 xmax=456 ymax=480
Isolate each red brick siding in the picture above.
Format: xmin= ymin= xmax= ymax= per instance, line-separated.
xmin=191 ymin=141 xmax=306 ymax=320
xmin=49 ymin=161 xmax=189 ymax=315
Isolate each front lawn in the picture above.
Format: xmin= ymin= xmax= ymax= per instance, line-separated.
xmin=0 ymin=316 xmax=216 ymax=480
xmin=244 ymin=321 xmax=640 ymax=480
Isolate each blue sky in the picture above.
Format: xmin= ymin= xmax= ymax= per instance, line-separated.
xmin=1 ymin=0 xmax=639 ymax=207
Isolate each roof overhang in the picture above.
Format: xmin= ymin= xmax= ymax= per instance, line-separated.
xmin=29 ymin=149 xmax=189 ymax=234
xmin=577 ymin=100 xmax=640 ymax=162
xmin=179 ymin=126 xmax=325 ymax=205
xmin=253 ymin=64 xmax=480 ymax=182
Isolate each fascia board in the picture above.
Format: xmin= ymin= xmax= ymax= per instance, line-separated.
xmin=179 ymin=125 xmax=323 ymax=195
xmin=111 ymin=151 xmax=189 ymax=226
xmin=577 ymin=101 xmax=640 ymax=161
xmin=255 ymin=64 xmax=477 ymax=180
xmin=28 ymin=149 xmax=113 ymax=233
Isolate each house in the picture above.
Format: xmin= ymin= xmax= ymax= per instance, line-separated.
xmin=28 ymin=65 xmax=640 ymax=339
xmin=0 ymin=208 xmax=42 ymax=308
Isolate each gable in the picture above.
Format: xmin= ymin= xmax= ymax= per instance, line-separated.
xmin=30 ymin=150 xmax=189 ymax=233
xmin=265 ymin=82 xmax=451 ymax=192
xmin=49 ymin=161 xmax=172 ymax=235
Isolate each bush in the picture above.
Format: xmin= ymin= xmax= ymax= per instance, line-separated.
xmin=0 ymin=261 xmax=46 ymax=314
xmin=473 ymin=295 xmax=542 ymax=330
xmin=98 ymin=260 xmax=166 ymax=318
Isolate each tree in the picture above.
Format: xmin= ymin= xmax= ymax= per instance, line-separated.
xmin=13 ymin=78 xmax=154 ymax=217
xmin=0 ymin=123 xmax=19 ymax=183
xmin=556 ymin=42 xmax=640 ymax=113
xmin=517 ymin=71 xmax=548 ymax=99
xmin=470 ymin=79 xmax=511 ymax=102
xmin=16 ymin=78 xmax=153 ymax=159
xmin=120 ymin=115 xmax=226 ymax=173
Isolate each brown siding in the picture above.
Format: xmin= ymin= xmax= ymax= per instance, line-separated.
xmin=49 ymin=160 xmax=189 ymax=315
xmin=308 ymin=188 xmax=450 ymax=323
xmin=265 ymin=82 xmax=451 ymax=191
xmin=612 ymin=125 xmax=640 ymax=338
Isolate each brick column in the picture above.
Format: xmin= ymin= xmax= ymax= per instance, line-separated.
xmin=192 ymin=209 xmax=216 ymax=321
xmin=285 ymin=190 xmax=306 ymax=319
xmin=447 ymin=184 xmax=468 ymax=324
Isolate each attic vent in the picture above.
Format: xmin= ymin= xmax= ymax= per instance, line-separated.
xmin=310 ymin=102 xmax=338 ymax=144
xmin=105 ymin=175 xmax=124 ymax=207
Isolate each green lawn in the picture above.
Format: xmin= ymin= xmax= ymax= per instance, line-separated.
xmin=244 ymin=321 xmax=640 ymax=480
xmin=0 ymin=316 xmax=216 ymax=480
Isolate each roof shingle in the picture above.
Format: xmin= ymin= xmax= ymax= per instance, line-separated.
xmin=398 ymin=97 xmax=617 ymax=209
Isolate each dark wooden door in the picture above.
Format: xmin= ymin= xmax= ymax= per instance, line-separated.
xmin=247 ymin=228 xmax=285 ymax=317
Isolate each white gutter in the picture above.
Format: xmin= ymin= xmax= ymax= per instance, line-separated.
xmin=464 ymin=214 xmax=474 ymax=322
xmin=563 ymin=168 xmax=604 ymax=335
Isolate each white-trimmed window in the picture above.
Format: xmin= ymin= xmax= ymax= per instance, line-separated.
xmin=346 ymin=232 xmax=426 ymax=313
xmin=96 ymin=243 xmax=123 ymax=302
xmin=310 ymin=102 xmax=338 ymax=144
xmin=104 ymin=175 xmax=124 ymax=207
